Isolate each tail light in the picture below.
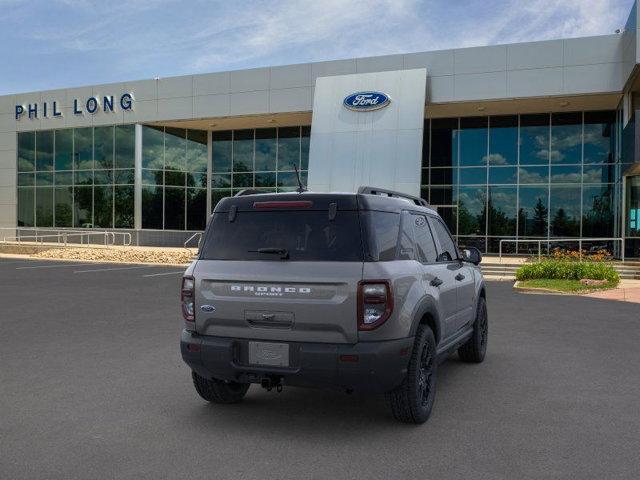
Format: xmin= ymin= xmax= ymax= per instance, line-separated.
xmin=357 ymin=280 xmax=393 ymax=331
xmin=181 ymin=276 xmax=195 ymax=323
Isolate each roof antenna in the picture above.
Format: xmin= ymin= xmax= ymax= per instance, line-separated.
xmin=294 ymin=165 xmax=307 ymax=193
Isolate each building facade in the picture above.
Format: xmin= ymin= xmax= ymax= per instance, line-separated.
xmin=2 ymin=3 xmax=640 ymax=256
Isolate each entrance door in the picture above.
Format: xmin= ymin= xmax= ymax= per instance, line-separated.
xmin=625 ymin=175 xmax=640 ymax=257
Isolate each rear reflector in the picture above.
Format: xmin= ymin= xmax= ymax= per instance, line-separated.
xmin=253 ymin=200 xmax=313 ymax=209
xmin=339 ymin=354 xmax=359 ymax=363
xmin=186 ymin=343 xmax=201 ymax=353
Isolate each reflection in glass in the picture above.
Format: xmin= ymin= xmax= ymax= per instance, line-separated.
xmin=212 ymin=131 xmax=232 ymax=172
xmin=550 ymin=186 xmax=580 ymax=237
xmin=459 ymin=117 xmax=487 ymax=166
xmin=429 ymin=186 xmax=455 ymax=205
xmin=233 ymin=130 xmax=253 ymax=172
xmin=114 ymin=186 xmax=134 ymax=228
xmin=519 ymin=114 xmax=549 ymax=165
xmin=94 ymin=185 xmax=113 ymax=228
xmin=255 ymin=128 xmax=276 ymax=171
xmin=278 ymin=127 xmax=300 ymax=171
xmin=35 ymin=187 xmax=54 ymax=227
xmin=18 ymin=173 xmax=34 ymax=187
xmin=255 ymin=172 xmax=276 ymax=187
xmin=55 ymin=129 xmax=73 ymax=171
xmin=74 ymin=128 xmax=93 ymax=170
xmin=519 ymin=166 xmax=548 ymax=184
xmin=142 ymin=126 xmax=164 ymax=169
xmin=18 ymin=132 xmax=35 ymax=172
xmin=550 ymin=165 xmax=581 ymax=183
xmin=488 ymin=186 xmax=517 ymax=236
xmin=36 ymin=130 xmax=54 ymax=171
xmin=35 ymin=172 xmax=53 ymax=186
xmin=459 ymin=167 xmax=486 ymax=185
xmin=458 ymin=187 xmax=486 ymax=236
xmin=17 ymin=188 xmax=34 ymax=226
xmin=301 ymin=126 xmax=310 ymax=170
xmin=551 ymin=113 xmax=581 ymax=164
xmin=430 ymin=118 xmax=458 ymax=167
xmin=187 ymin=188 xmax=207 ymax=230
xmin=94 ymin=126 xmax=114 ymax=169
xmin=142 ymin=186 xmax=163 ymax=229
xmin=488 ymin=116 xmax=517 ymax=166
xmin=430 ymin=168 xmax=455 ymax=185
xmin=165 ymin=128 xmax=186 ymax=171
xmin=584 ymin=165 xmax=615 ymax=184
xmin=74 ymin=186 xmax=92 ymax=227
xmin=164 ymin=187 xmax=185 ymax=230
xmin=584 ymin=111 xmax=615 ymax=164
xmin=488 ymin=167 xmax=517 ymax=184
xmin=518 ymin=186 xmax=548 ymax=236
xmin=582 ymin=184 xmax=614 ymax=237
xmin=115 ymin=125 xmax=135 ymax=169
xmin=186 ymin=130 xmax=207 ymax=173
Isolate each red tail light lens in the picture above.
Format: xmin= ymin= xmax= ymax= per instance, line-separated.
xmin=357 ymin=280 xmax=393 ymax=331
xmin=181 ymin=276 xmax=195 ymax=323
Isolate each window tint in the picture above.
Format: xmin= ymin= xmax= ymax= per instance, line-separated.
xmin=429 ymin=217 xmax=457 ymax=262
xmin=398 ymin=212 xmax=416 ymax=260
xmin=201 ymin=211 xmax=363 ymax=262
xmin=412 ymin=214 xmax=438 ymax=263
xmin=365 ymin=211 xmax=400 ymax=261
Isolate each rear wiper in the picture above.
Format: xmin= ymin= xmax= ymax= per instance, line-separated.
xmin=248 ymin=247 xmax=290 ymax=260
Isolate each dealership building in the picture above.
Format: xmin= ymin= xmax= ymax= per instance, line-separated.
xmin=2 ymin=5 xmax=640 ymax=256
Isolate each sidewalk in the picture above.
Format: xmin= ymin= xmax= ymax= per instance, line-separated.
xmin=582 ymin=280 xmax=640 ymax=304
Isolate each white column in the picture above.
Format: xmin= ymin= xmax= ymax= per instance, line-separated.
xmin=134 ymin=124 xmax=142 ymax=232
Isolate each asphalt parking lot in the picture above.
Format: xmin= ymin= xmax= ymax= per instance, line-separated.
xmin=1 ymin=258 xmax=639 ymax=480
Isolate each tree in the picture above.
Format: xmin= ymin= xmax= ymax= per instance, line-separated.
xmin=532 ymin=198 xmax=548 ymax=236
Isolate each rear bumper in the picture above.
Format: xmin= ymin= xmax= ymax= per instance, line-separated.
xmin=181 ymin=330 xmax=414 ymax=394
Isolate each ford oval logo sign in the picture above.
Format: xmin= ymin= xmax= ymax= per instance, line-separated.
xmin=343 ymin=91 xmax=390 ymax=111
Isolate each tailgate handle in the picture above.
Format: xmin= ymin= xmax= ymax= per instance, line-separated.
xmin=246 ymin=311 xmax=294 ymax=329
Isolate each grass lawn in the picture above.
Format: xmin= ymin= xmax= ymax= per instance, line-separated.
xmin=516 ymin=278 xmax=618 ymax=293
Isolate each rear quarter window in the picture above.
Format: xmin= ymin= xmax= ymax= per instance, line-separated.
xmin=363 ymin=211 xmax=400 ymax=261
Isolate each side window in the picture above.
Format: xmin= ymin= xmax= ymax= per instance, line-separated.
xmin=412 ymin=214 xmax=438 ymax=263
xmin=366 ymin=211 xmax=400 ymax=261
xmin=398 ymin=212 xmax=416 ymax=260
xmin=429 ymin=217 xmax=458 ymax=262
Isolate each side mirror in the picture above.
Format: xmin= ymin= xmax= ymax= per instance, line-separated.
xmin=461 ymin=246 xmax=482 ymax=265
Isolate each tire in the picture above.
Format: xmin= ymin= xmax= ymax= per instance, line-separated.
xmin=386 ymin=325 xmax=437 ymax=424
xmin=458 ymin=296 xmax=488 ymax=363
xmin=191 ymin=372 xmax=250 ymax=404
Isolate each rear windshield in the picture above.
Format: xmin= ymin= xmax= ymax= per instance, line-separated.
xmin=200 ymin=210 xmax=364 ymax=262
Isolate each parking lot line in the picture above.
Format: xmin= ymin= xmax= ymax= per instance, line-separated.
xmin=142 ymin=271 xmax=184 ymax=277
xmin=74 ymin=265 xmax=159 ymax=273
xmin=16 ymin=263 xmax=94 ymax=270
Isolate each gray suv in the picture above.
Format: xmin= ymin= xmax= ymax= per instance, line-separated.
xmin=180 ymin=187 xmax=487 ymax=424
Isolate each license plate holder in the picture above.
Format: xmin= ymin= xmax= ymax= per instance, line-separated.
xmin=248 ymin=341 xmax=290 ymax=367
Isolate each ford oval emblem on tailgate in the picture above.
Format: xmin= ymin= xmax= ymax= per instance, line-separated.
xmin=200 ymin=304 xmax=215 ymax=312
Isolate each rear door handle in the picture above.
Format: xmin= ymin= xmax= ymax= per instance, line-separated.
xmin=430 ymin=277 xmax=443 ymax=287
xmin=455 ymin=273 xmax=465 ymax=281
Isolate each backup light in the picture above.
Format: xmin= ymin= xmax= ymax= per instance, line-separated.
xmin=181 ymin=276 xmax=195 ymax=324
xmin=357 ymin=281 xmax=393 ymax=331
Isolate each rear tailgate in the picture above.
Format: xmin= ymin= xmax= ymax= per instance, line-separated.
xmin=194 ymin=260 xmax=362 ymax=343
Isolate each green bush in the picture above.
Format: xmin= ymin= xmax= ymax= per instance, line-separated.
xmin=515 ymin=260 xmax=619 ymax=285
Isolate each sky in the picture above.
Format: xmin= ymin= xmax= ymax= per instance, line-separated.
xmin=0 ymin=0 xmax=636 ymax=95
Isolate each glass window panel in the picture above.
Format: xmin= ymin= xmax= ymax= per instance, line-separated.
xmin=113 ymin=169 xmax=134 ymax=185
xmin=551 ymin=112 xmax=582 ymax=165
xmin=94 ymin=126 xmax=114 ymax=169
xmin=459 ymin=117 xmax=487 ymax=166
xmin=54 ymin=129 xmax=73 ymax=171
xmin=519 ymin=166 xmax=548 ymax=184
xmin=518 ymin=186 xmax=548 ymax=236
xmin=435 ymin=206 xmax=457 ymax=235
xmin=186 ymin=171 xmax=207 ymax=188
xmin=115 ymin=124 xmax=135 ymax=169
xmin=165 ymin=170 xmax=185 ymax=187
xmin=582 ymin=184 xmax=614 ymax=237
xmin=18 ymin=172 xmax=34 ymax=187
xmin=165 ymin=127 xmax=186 ymax=171
xmin=17 ymin=187 xmax=34 ymax=227
xmin=488 ymin=115 xmax=517 ymax=166
xmin=255 ymin=172 xmax=276 ymax=187
xmin=142 ymin=169 xmax=163 ymax=186
xmin=75 ymin=169 xmax=93 ymax=186
xmin=94 ymin=169 xmax=113 ymax=185
xmin=211 ymin=189 xmax=231 ymax=213
xmin=142 ymin=126 xmax=164 ymax=169
xmin=301 ymin=126 xmax=310 ymax=170
xmin=430 ymin=118 xmax=458 ymax=167
xmin=233 ymin=129 xmax=253 ymax=172
xmin=459 ymin=167 xmax=486 ymax=185
xmin=35 ymin=130 xmax=54 ymax=171
xmin=93 ymin=186 xmax=113 ymax=228
xmin=430 ymin=186 xmax=455 ymax=205
xmin=550 ymin=165 xmax=581 ymax=183
xmin=35 ymin=186 xmax=54 ymax=227
xmin=488 ymin=166 xmax=517 ymax=184
xmin=164 ymin=187 xmax=185 ymax=230
xmin=186 ymin=129 xmax=208 ymax=173
xmin=584 ymin=111 xmax=615 ymax=164
xmin=74 ymin=186 xmax=92 ymax=227
xmin=277 ymin=172 xmax=299 ymax=188
xmin=519 ymin=114 xmax=549 ymax=165
xmin=583 ymin=164 xmax=615 ymax=184
xmin=277 ymin=126 xmax=300 ymax=171
xmin=550 ymin=185 xmax=580 ymax=237
xmin=212 ymin=174 xmax=231 ymax=188
xmin=35 ymin=172 xmax=53 ymax=186
xmin=187 ymin=188 xmax=207 ymax=231
xmin=488 ymin=186 xmax=517 ymax=236
xmin=212 ymin=131 xmax=232 ymax=173
xmin=18 ymin=132 xmax=35 ymax=172
xmin=114 ymin=186 xmax=134 ymax=228
xmin=233 ymin=172 xmax=253 ymax=188
xmin=430 ymin=168 xmax=454 ymax=185
xmin=54 ymin=186 xmax=73 ymax=227
xmin=142 ymin=186 xmax=163 ymax=229
xmin=420 ymin=168 xmax=429 ymax=185
xmin=255 ymin=128 xmax=277 ymax=171
xmin=74 ymin=127 xmax=94 ymax=170
xmin=458 ymin=187 xmax=486 ymax=236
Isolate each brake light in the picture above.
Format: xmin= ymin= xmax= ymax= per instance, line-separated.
xmin=181 ymin=276 xmax=195 ymax=324
xmin=357 ymin=280 xmax=393 ymax=331
xmin=253 ymin=200 xmax=313 ymax=209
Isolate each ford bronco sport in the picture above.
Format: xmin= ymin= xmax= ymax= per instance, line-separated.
xmin=180 ymin=186 xmax=487 ymax=424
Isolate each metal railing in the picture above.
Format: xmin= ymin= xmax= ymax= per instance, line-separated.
xmin=183 ymin=232 xmax=202 ymax=249
xmin=498 ymin=238 xmax=625 ymax=261
xmin=0 ymin=228 xmax=132 ymax=248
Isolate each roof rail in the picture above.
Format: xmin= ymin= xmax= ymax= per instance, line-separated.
xmin=357 ymin=186 xmax=430 ymax=208
xmin=234 ymin=189 xmax=264 ymax=197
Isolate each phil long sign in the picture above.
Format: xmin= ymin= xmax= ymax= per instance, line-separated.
xmin=15 ymin=93 xmax=134 ymax=120
xmin=343 ymin=91 xmax=390 ymax=111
